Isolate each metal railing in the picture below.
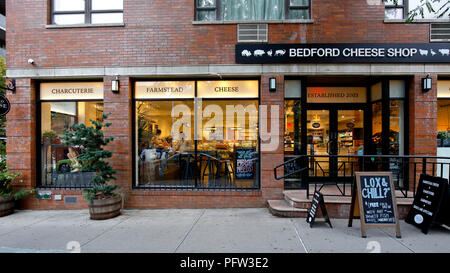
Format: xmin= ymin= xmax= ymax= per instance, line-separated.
xmin=274 ymin=154 xmax=450 ymax=199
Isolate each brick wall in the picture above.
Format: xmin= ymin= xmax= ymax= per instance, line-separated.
xmin=6 ymin=0 xmax=429 ymax=68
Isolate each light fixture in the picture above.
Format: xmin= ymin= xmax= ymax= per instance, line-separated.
xmin=112 ymin=76 xmax=120 ymax=93
xmin=269 ymin=77 xmax=276 ymax=92
xmin=0 ymin=79 xmax=16 ymax=93
xmin=422 ymin=75 xmax=432 ymax=92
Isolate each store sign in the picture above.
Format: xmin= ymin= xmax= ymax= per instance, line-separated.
xmin=197 ymin=80 xmax=258 ymax=98
xmin=135 ymin=81 xmax=195 ymax=99
xmin=40 ymin=82 xmax=104 ymax=100
xmin=438 ymin=81 xmax=450 ymax=98
xmin=235 ymin=148 xmax=256 ymax=179
xmin=349 ymin=172 xmax=401 ymax=238
xmin=236 ymin=43 xmax=450 ymax=63
xmin=0 ymin=94 xmax=10 ymax=116
xmin=405 ymin=174 xmax=450 ymax=234
xmin=306 ymin=191 xmax=332 ymax=228
xmin=307 ymin=87 xmax=366 ymax=103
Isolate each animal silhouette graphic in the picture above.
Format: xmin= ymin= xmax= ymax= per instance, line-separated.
xmin=439 ymin=49 xmax=450 ymax=56
xmin=274 ymin=49 xmax=286 ymax=56
xmin=419 ymin=49 xmax=428 ymax=56
xmin=254 ymin=49 xmax=265 ymax=56
xmin=241 ymin=50 xmax=252 ymax=57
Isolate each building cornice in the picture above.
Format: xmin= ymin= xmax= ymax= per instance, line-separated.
xmin=6 ymin=64 xmax=450 ymax=79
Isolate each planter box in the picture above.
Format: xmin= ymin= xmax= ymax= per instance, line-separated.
xmin=0 ymin=196 xmax=15 ymax=217
xmin=87 ymin=194 xmax=122 ymax=220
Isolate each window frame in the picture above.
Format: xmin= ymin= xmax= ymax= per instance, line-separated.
xmin=51 ymin=0 xmax=124 ymax=25
xmin=385 ymin=0 xmax=409 ymax=20
xmin=195 ymin=0 xmax=311 ymax=21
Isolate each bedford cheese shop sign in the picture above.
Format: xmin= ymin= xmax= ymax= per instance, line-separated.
xmin=40 ymin=82 xmax=104 ymax=100
xmin=307 ymin=87 xmax=367 ymax=103
xmin=135 ymin=81 xmax=195 ymax=99
xmin=236 ymin=43 xmax=450 ymax=63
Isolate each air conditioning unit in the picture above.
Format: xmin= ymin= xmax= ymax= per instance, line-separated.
xmin=430 ymin=23 xmax=450 ymax=42
xmin=237 ymin=24 xmax=268 ymax=43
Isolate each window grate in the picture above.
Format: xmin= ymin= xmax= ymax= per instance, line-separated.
xmin=431 ymin=23 xmax=450 ymax=42
xmin=237 ymin=24 xmax=268 ymax=43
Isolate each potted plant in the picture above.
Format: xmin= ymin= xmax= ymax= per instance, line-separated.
xmin=42 ymin=130 xmax=58 ymax=145
xmin=0 ymin=159 xmax=35 ymax=217
xmin=63 ymin=113 xmax=121 ymax=220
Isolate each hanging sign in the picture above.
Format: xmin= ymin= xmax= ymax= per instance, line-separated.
xmin=405 ymin=174 xmax=450 ymax=234
xmin=236 ymin=43 xmax=450 ymax=63
xmin=135 ymin=81 xmax=195 ymax=99
xmin=348 ymin=172 xmax=401 ymax=238
xmin=307 ymin=191 xmax=333 ymax=228
xmin=0 ymin=94 xmax=10 ymax=116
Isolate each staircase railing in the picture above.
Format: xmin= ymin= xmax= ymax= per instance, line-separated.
xmin=274 ymin=154 xmax=450 ymax=199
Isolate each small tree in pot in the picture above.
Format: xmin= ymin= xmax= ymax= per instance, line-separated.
xmin=63 ymin=113 xmax=121 ymax=220
xmin=0 ymin=160 xmax=35 ymax=217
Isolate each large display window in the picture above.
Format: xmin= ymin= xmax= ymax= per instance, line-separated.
xmin=135 ymin=80 xmax=259 ymax=189
xmin=39 ymin=82 xmax=104 ymax=188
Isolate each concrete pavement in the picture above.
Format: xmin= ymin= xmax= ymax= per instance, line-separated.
xmin=0 ymin=208 xmax=449 ymax=253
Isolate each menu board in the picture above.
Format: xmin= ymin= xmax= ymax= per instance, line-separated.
xmin=348 ymin=172 xmax=401 ymax=238
xmin=405 ymin=174 xmax=449 ymax=234
xmin=235 ymin=148 xmax=256 ymax=179
xmin=359 ymin=174 xmax=396 ymax=224
xmin=306 ymin=191 xmax=332 ymax=228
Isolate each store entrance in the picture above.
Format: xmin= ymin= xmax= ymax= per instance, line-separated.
xmin=306 ymin=107 xmax=365 ymax=178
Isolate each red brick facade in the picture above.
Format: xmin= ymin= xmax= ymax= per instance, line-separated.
xmin=5 ymin=0 xmax=442 ymax=210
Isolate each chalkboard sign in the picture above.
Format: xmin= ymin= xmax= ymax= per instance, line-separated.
xmin=405 ymin=174 xmax=449 ymax=234
xmin=348 ymin=172 xmax=401 ymax=238
xmin=306 ymin=191 xmax=332 ymax=228
xmin=235 ymin=148 xmax=256 ymax=179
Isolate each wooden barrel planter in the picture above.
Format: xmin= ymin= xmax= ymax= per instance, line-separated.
xmin=0 ymin=196 xmax=15 ymax=217
xmin=87 ymin=194 xmax=122 ymax=220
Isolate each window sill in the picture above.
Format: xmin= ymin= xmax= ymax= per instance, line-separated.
xmin=384 ymin=19 xmax=450 ymax=23
xmin=192 ymin=19 xmax=314 ymax=25
xmin=45 ymin=23 xmax=125 ymax=29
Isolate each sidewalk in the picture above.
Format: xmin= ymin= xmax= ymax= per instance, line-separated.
xmin=0 ymin=208 xmax=449 ymax=253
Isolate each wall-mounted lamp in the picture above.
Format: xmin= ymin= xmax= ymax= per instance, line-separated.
xmin=269 ymin=77 xmax=276 ymax=92
xmin=111 ymin=76 xmax=120 ymax=93
xmin=422 ymin=75 xmax=432 ymax=92
xmin=0 ymin=79 xmax=16 ymax=93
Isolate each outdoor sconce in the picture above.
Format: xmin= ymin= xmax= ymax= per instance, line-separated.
xmin=0 ymin=79 xmax=16 ymax=93
xmin=269 ymin=77 xmax=276 ymax=92
xmin=422 ymin=75 xmax=432 ymax=92
xmin=112 ymin=76 xmax=120 ymax=93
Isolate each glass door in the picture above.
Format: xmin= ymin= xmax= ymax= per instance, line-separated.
xmin=337 ymin=109 xmax=364 ymax=177
xmin=307 ymin=110 xmax=330 ymax=177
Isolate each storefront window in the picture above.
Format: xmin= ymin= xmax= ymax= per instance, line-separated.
xmin=39 ymin=82 xmax=104 ymax=188
xmin=41 ymin=101 xmax=104 ymax=187
xmin=372 ymin=102 xmax=383 ymax=155
xmin=284 ymin=100 xmax=301 ymax=157
xmin=438 ymin=99 xmax=450 ymax=147
xmin=390 ymin=100 xmax=404 ymax=155
xmin=136 ymin=100 xmax=195 ymax=187
xmin=135 ymin=80 xmax=259 ymax=189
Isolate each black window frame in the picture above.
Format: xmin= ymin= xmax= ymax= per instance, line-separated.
xmin=384 ymin=0 xmax=409 ymax=19
xmin=51 ymin=0 xmax=124 ymax=25
xmin=195 ymin=0 xmax=311 ymax=21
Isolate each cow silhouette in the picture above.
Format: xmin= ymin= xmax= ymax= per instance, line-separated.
xmin=439 ymin=49 xmax=450 ymax=56
xmin=275 ymin=49 xmax=286 ymax=56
